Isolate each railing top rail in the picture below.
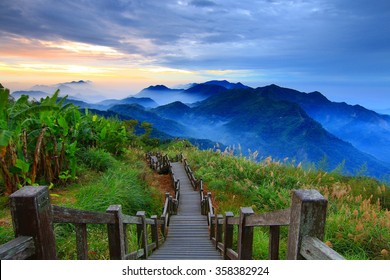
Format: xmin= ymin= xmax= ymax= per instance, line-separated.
xmin=245 ymin=208 xmax=291 ymax=227
xmin=52 ymin=205 xmax=115 ymax=224
xmin=0 ymin=236 xmax=35 ymax=260
xmin=300 ymin=236 xmax=345 ymax=260
xmin=52 ymin=205 xmax=150 ymax=226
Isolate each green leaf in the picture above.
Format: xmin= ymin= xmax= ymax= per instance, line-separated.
xmin=15 ymin=159 xmax=30 ymax=174
xmin=0 ymin=87 xmax=10 ymax=117
xmin=68 ymin=141 xmax=77 ymax=155
xmin=0 ymin=129 xmax=13 ymax=147
xmin=9 ymin=165 xmax=21 ymax=174
xmin=57 ymin=117 xmax=69 ymax=136
xmin=100 ymin=126 xmax=107 ymax=140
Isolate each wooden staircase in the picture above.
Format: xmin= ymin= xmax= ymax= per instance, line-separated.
xmin=149 ymin=162 xmax=222 ymax=260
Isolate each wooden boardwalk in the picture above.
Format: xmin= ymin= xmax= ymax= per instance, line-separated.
xmin=149 ymin=162 xmax=223 ymax=260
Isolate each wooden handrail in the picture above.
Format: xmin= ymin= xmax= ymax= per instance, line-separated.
xmin=245 ymin=208 xmax=290 ymax=226
xmin=206 ymin=189 xmax=344 ymax=260
xmin=52 ymin=205 xmax=116 ymax=224
xmin=300 ymin=236 xmax=345 ymax=260
xmin=0 ymin=236 xmax=35 ymax=260
xmin=2 ymin=184 xmax=168 ymax=260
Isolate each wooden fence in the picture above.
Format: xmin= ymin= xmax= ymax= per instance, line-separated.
xmin=0 ymin=184 xmax=179 ymax=260
xmin=146 ymin=152 xmax=170 ymax=174
xmin=179 ymin=154 xmax=345 ymax=260
xmin=1 ymin=153 xmax=179 ymax=260
xmin=1 ymin=153 xmax=345 ymax=260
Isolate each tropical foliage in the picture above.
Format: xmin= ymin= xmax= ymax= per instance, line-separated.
xmin=0 ymin=86 xmax=139 ymax=195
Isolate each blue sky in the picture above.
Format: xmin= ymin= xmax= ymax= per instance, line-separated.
xmin=1 ymin=0 xmax=389 ymax=109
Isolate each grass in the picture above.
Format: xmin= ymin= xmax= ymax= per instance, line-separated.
xmin=54 ymin=148 xmax=164 ymax=259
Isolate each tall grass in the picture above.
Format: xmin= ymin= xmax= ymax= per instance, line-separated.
xmin=54 ymin=149 xmax=162 ymax=259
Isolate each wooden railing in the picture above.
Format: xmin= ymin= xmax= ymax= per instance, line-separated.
xmin=179 ymin=154 xmax=344 ymax=260
xmin=146 ymin=152 xmax=170 ymax=174
xmin=183 ymin=158 xmax=198 ymax=190
xmin=0 ymin=186 xmax=167 ymax=260
xmin=207 ymin=189 xmax=345 ymax=260
xmin=0 ymin=153 xmax=182 ymax=260
xmin=1 ymin=153 xmax=345 ymax=260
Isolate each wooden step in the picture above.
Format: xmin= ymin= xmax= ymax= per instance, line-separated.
xmin=149 ymin=161 xmax=222 ymax=260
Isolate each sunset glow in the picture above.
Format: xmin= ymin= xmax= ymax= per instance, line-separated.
xmin=1 ymin=0 xmax=389 ymax=108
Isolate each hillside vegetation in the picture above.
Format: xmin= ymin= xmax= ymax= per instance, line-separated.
xmin=163 ymin=140 xmax=390 ymax=260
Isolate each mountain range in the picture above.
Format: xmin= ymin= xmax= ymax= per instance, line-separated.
xmin=12 ymin=80 xmax=106 ymax=103
xmin=9 ymin=80 xmax=390 ymax=180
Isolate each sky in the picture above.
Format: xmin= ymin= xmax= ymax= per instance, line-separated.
xmin=1 ymin=0 xmax=390 ymax=109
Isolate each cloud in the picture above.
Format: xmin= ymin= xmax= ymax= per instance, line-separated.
xmin=1 ymin=0 xmax=390 ymax=105
xmin=189 ymin=0 xmax=217 ymax=7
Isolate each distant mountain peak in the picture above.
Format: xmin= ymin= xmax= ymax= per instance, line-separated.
xmin=67 ymin=80 xmax=90 ymax=84
xmin=144 ymin=85 xmax=171 ymax=91
xmin=185 ymin=83 xmax=227 ymax=93
xmin=308 ymin=91 xmax=329 ymax=102
xmin=203 ymin=80 xmax=251 ymax=90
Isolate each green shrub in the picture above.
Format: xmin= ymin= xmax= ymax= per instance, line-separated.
xmin=79 ymin=148 xmax=117 ymax=172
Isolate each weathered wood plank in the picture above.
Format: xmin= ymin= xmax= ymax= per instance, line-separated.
xmin=217 ymin=242 xmax=224 ymax=252
xmin=122 ymin=214 xmax=141 ymax=225
xmin=227 ymin=217 xmax=239 ymax=225
xmin=151 ymin=215 xmax=159 ymax=249
xmin=300 ymin=236 xmax=345 ymax=260
xmin=238 ymin=207 xmax=254 ymax=260
xmin=52 ymin=205 xmax=115 ymax=224
xmin=137 ymin=211 xmax=148 ymax=259
xmin=226 ymin=248 xmax=239 ymax=260
xmin=223 ymin=212 xmax=234 ymax=259
xmin=269 ymin=226 xmax=280 ymax=260
xmin=246 ymin=209 xmax=290 ymax=226
xmin=0 ymin=236 xmax=35 ymax=260
xmin=126 ymin=249 xmax=144 ymax=260
xmin=75 ymin=223 xmax=88 ymax=260
xmin=107 ymin=205 xmax=125 ymax=260
xmin=215 ymin=214 xmax=223 ymax=249
xmin=210 ymin=214 xmax=215 ymax=240
xmin=207 ymin=192 xmax=214 ymax=215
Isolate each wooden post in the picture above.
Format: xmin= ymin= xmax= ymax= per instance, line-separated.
xmin=161 ymin=192 xmax=170 ymax=236
xmin=136 ymin=211 xmax=148 ymax=259
xmin=168 ymin=195 xmax=173 ymax=216
xmin=75 ymin=223 xmax=88 ymax=260
xmin=269 ymin=226 xmax=280 ymax=260
xmin=207 ymin=192 xmax=213 ymax=214
xmin=123 ymin=223 xmax=128 ymax=255
xmin=223 ymin=212 xmax=234 ymax=260
xmin=215 ymin=214 xmax=223 ymax=249
xmin=199 ymin=179 xmax=203 ymax=199
xmin=106 ymin=205 xmax=125 ymax=260
xmin=151 ymin=215 xmax=159 ymax=249
xmin=10 ymin=186 xmax=57 ymax=259
xmin=210 ymin=214 xmax=215 ymax=240
xmin=287 ymin=189 xmax=328 ymax=260
xmin=238 ymin=207 xmax=254 ymax=260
